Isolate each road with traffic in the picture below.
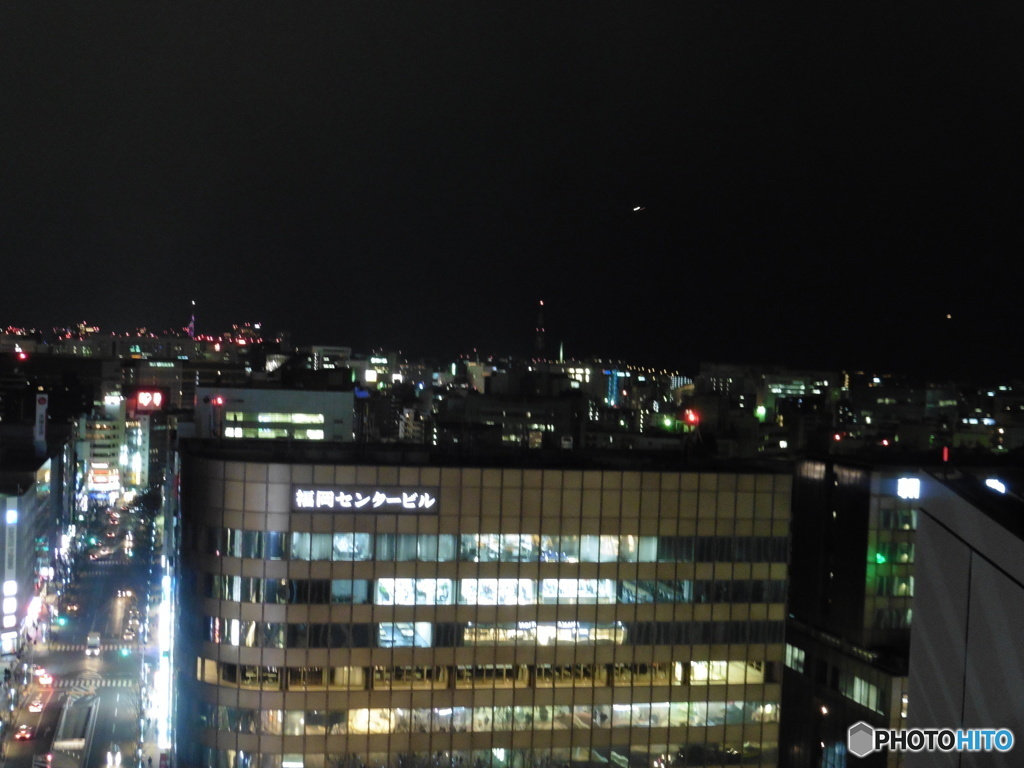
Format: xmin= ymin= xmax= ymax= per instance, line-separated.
xmin=2 ymin=504 xmax=160 ymax=768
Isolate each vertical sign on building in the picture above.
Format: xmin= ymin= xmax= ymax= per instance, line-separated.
xmin=5 ymin=501 xmax=16 ymax=574
xmin=3 ymin=499 xmax=17 ymax=637
xmin=33 ymin=395 xmax=48 ymax=456
xmin=139 ymin=414 xmax=151 ymax=488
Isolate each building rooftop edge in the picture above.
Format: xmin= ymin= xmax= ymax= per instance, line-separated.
xmin=178 ymin=438 xmax=794 ymax=474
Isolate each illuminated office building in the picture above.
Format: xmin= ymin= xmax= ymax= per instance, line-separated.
xmin=172 ymin=441 xmax=790 ymax=768
xmin=193 ymin=387 xmax=355 ymax=442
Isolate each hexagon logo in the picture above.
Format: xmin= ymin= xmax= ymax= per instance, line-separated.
xmin=848 ymin=721 xmax=876 ymax=758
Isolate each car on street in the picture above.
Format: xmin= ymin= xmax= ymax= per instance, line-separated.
xmin=14 ymin=724 xmax=34 ymax=740
xmin=107 ymin=743 xmax=122 ymax=766
xmin=28 ymin=698 xmax=43 ymax=712
xmin=38 ymin=672 xmax=53 ymax=686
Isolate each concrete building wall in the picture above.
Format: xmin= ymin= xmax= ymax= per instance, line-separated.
xmin=906 ymin=474 xmax=1024 ymax=768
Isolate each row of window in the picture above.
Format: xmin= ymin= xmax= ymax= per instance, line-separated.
xmin=784 ymin=644 xmax=883 ymax=715
xmin=875 ymin=576 xmax=914 ymax=598
xmin=224 ymin=427 xmax=326 ymax=440
xmin=840 ymin=674 xmax=883 ymax=715
xmin=194 ymin=742 xmax=780 ymax=768
xmin=226 ymin=411 xmax=325 ymax=424
xmin=205 ymin=530 xmax=789 ymax=565
xmin=873 ymin=540 xmax=914 ymax=564
xmin=204 ymin=619 xmax=786 ymax=648
xmin=197 ymin=660 xmax=769 ymax=691
xmin=196 ymin=699 xmax=780 ymax=737
xmin=876 ymin=507 xmax=918 ymax=531
xmin=206 ymin=576 xmax=788 ymax=606
xmin=874 ymin=608 xmax=912 ymax=629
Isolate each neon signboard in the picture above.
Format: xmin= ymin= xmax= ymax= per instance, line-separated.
xmin=128 ymin=387 xmax=168 ymax=414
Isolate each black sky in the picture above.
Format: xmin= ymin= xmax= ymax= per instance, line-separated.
xmin=2 ymin=3 xmax=1023 ymax=377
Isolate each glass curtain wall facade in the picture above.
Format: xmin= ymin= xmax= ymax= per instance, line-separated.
xmin=174 ymin=448 xmax=790 ymax=768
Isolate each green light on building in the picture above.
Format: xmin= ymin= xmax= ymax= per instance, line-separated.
xmin=875 ymin=552 xmax=887 ymax=564
xmin=755 ymin=405 xmax=767 ymax=423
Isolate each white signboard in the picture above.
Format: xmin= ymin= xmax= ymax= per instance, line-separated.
xmin=292 ymin=486 xmax=438 ymax=513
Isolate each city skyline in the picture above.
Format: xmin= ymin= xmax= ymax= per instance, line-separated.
xmin=3 ymin=3 xmax=1023 ymax=377
xmin=0 ymin=310 xmax=1020 ymax=383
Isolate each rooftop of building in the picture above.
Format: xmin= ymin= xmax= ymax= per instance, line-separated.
xmin=179 ymin=437 xmax=794 ymax=474
xmin=786 ymin=618 xmax=909 ymax=677
xmin=932 ymin=467 xmax=1024 ymax=543
xmin=801 ymin=448 xmax=1024 ymax=473
xmin=0 ymin=444 xmax=55 ymax=495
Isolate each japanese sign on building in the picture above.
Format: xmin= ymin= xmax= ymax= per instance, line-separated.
xmin=292 ymin=486 xmax=438 ymax=513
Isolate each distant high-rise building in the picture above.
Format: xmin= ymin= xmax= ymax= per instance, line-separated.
xmin=535 ymin=300 xmax=545 ymax=356
xmin=80 ymin=394 xmax=126 ymax=497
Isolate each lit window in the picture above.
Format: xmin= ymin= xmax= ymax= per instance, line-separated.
xmin=785 ymin=644 xmax=805 ymax=673
xmin=459 ymin=579 xmax=536 ymax=605
xmin=378 ymin=622 xmax=432 ymax=648
xmin=376 ymin=579 xmax=453 ymax=606
xmin=896 ymin=477 xmax=920 ymax=500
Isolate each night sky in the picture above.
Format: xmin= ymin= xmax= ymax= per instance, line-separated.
xmin=2 ymin=3 xmax=1023 ymax=377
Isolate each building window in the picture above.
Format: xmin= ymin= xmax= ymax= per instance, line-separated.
xmin=690 ymin=660 xmax=766 ymax=685
xmin=239 ymin=665 xmax=281 ymax=689
xmin=375 ymin=578 xmax=454 ymax=606
xmin=785 ymin=644 xmax=805 ymax=673
xmin=842 ymin=674 xmax=881 ymax=714
xmin=458 ymin=579 xmax=536 ymax=605
xmin=378 ymin=622 xmax=432 ymax=648
xmin=286 ymin=667 xmax=325 ymax=689
xmin=454 ymin=665 xmax=528 ymax=688
xmin=373 ymin=666 xmax=448 ymax=689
